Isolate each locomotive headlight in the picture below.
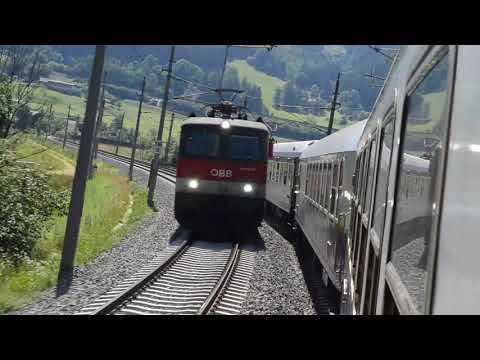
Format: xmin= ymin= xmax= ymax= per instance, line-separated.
xmin=221 ymin=120 xmax=230 ymax=129
xmin=188 ymin=179 xmax=199 ymax=189
xmin=243 ymin=183 xmax=254 ymax=193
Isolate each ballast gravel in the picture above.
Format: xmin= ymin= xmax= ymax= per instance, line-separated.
xmin=241 ymin=224 xmax=317 ymax=315
xmin=13 ymin=148 xmax=316 ymax=315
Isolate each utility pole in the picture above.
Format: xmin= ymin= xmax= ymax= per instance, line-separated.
xmin=94 ymin=71 xmax=107 ymax=160
xmin=327 ymin=73 xmax=341 ymax=136
xmin=164 ymin=112 xmax=174 ymax=163
xmin=115 ymin=112 xmax=125 ymax=155
xmin=74 ymin=116 xmax=79 ymax=143
xmin=88 ymin=71 xmax=107 ymax=179
xmin=57 ymin=45 xmax=106 ymax=289
xmin=219 ymin=45 xmax=230 ymax=95
xmin=46 ymin=103 xmax=53 ymax=140
xmin=128 ymin=76 xmax=146 ymax=181
xmin=63 ymin=104 xmax=71 ymax=149
xmin=147 ymin=46 xmax=175 ymax=209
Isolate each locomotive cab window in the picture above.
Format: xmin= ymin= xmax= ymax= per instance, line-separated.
xmin=389 ymin=49 xmax=450 ymax=314
xmin=181 ymin=126 xmax=221 ymax=158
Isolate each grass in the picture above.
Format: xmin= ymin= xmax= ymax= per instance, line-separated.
xmin=33 ymin=86 xmax=184 ymax=144
xmin=0 ymin=136 xmax=152 ymax=313
xmin=229 ymin=60 xmax=349 ymax=129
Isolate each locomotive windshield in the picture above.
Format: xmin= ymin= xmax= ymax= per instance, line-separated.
xmin=182 ymin=127 xmax=221 ymax=158
xmin=180 ymin=125 xmax=268 ymax=161
xmin=227 ymin=135 xmax=261 ymax=161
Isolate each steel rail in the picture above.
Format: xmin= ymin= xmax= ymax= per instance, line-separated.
xmin=92 ymin=238 xmax=192 ymax=315
xmin=197 ymin=242 xmax=241 ymax=315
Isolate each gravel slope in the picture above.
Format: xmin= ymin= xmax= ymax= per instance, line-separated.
xmin=14 ymin=148 xmax=316 ymax=315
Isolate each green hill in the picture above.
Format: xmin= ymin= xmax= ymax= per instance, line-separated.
xmin=229 ymin=60 xmax=347 ymax=129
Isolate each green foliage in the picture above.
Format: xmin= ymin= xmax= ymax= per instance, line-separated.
xmin=0 ymin=138 xmax=70 ymax=263
xmin=0 ymin=138 xmax=152 ymax=313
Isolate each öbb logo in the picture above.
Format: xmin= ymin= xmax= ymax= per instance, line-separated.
xmin=210 ymin=169 xmax=232 ymax=178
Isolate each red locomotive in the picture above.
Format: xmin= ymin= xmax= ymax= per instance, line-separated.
xmin=175 ymin=113 xmax=272 ymax=229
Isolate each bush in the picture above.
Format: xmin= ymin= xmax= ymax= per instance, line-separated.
xmin=0 ymin=138 xmax=70 ymax=264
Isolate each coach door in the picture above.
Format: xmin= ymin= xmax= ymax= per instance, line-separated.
xmin=382 ymin=46 xmax=454 ymax=315
xmin=353 ymin=137 xmax=377 ymax=309
xmin=360 ymin=116 xmax=395 ymax=314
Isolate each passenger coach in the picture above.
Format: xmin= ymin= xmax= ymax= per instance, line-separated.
xmin=265 ymin=140 xmax=316 ymax=223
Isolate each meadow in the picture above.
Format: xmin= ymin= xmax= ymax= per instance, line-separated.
xmin=0 ymin=136 xmax=152 ymax=313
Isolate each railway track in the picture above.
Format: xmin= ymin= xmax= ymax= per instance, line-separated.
xmin=54 ymin=137 xmax=177 ymax=183
xmin=58 ymin=137 xmax=256 ymax=315
xmin=77 ymin=229 xmax=255 ymax=315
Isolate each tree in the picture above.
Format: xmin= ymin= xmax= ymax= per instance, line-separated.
xmin=0 ymin=138 xmax=69 ymax=264
xmin=310 ymin=84 xmax=320 ymax=100
xmin=273 ymin=87 xmax=283 ymax=106
xmin=0 ymin=46 xmax=45 ymax=138
xmin=283 ymin=81 xmax=300 ymax=108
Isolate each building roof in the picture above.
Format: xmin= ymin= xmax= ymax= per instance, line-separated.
xmin=39 ymin=77 xmax=78 ymax=87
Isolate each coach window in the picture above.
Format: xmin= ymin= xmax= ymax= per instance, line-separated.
xmin=356 ymin=152 xmax=365 ymax=204
xmin=283 ymin=162 xmax=288 ymax=185
xmin=360 ymin=145 xmax=371 ymax=210
xmin=319 ymin=163 xmax=324 ymax=206
xmin=330 ymin=162 xmax=338 ymax=214
xmin=311 ymin=163 xmax=316 ymax=200
xmin=306 ymin=163 xmax=311 ymax=196
xmin=313 ymin=162 xmax=319 ymax=203
xmin=288 ymin=163 xmax=293 ymax=187
xmin=328 ymin=163 xmax=333 ymax=212
xmin=389 ymin=49 xmax=449 ymax=314
xmin=324 ymin=162 xmax=331 ymax=209
xmin=318 ymin=162 xmax=323 ymax=204
xmin=372 ymin=119 xmax=394 ymax=245
xmin=365 ymin=138 xmax=377 ymax=217
xmin=339 ymin=159 xmax=344 ymax=188
xmin=312 ymin=162 xmax=316 ymax=200
xmin=353 ymin=157 xmax=360 ymax=198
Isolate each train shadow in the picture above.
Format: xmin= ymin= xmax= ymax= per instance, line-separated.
xmin=264 ymin=214 xmax=339 ymax=315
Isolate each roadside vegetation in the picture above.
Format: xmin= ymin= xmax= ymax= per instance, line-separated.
xmin=0 ymin=136 xmax=152 ymax=313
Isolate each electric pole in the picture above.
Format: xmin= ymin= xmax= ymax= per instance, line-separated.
xmin=94 ymin=71 xmax=108 ymax=160
xmin=46 ymin=103 xmax=53 ymax=140
xmin=115 ymin=112 xmax=125 ymax=155
xmin=327 ymin=73 xmax=341 ymax=135
xmin=147 ymin=46 xmax=175 ymax=209
xmin=57 ymin=45 xmax=106 ymax=289
xmin=129 ymin=76 xmax=146 ymax=181
xmin=164 ymin=112 xmax=174 ymax=163
xmin=74 ymin=116 xmax=79 ymax=142
xmin=63 ymin=104 xmax=71 ymax=149
xmin=88 ymin=71 xmax=107 ymax=179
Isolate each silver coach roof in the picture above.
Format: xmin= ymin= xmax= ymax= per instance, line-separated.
xmin=273 ymin=140 xmax=317 ymax=158
xmin=300 ymin=119 xmax=368 ymax=159
xmin=182 ymin=117 xmax=270 ymax=132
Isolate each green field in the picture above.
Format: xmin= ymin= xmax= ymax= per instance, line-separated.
xmin=33 ymin=87 xmax=185 ymax=144
xmin=0 ymin=136 xmax=152 ymax=313
xmin=229 ymin=60 xmax=348 ymax=129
